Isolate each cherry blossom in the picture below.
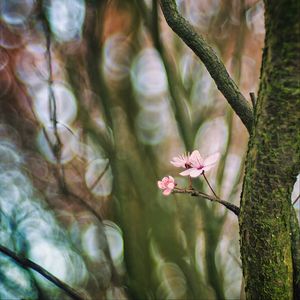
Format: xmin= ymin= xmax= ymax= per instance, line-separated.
xmin=179 ymin=150 xmax=220 ymax=178
xmin=157 ymin=176 xmax=176 ymax=196
xmin=170 ymin=152 xmax=191 ymax=169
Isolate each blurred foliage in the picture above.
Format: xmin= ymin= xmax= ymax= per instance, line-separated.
xmin=2 ymin=0 xmax=294 ymax=299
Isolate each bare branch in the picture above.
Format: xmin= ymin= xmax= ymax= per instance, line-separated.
xmin=173 ymin=188 xmax=240 ymax=216
xmin=292 ymin=194 xmax=300 ymax=206
xmin=249 ymin=92 xmax=257 ymax=108
xmin=159 ymin=0 xmax=254 ymax=133
xmin=0 ymin=244 xmax=85 ymax=300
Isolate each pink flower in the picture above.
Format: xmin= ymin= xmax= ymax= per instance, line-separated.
xmin=170 ymin=152 xmax=191 ymax=169
xmin=180 ymin=150 xmax=220 ymax=178
xmin=157 ymin=176 xmax=176 ymax=196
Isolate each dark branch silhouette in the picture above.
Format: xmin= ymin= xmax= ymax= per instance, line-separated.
xmin=173 ymin=188 xmax=240 ymax=216
xmin=0 ymin=244 xmax=85 ymax=300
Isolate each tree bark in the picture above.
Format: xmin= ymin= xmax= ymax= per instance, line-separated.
xmin=239 ymin=1 xmax=300 ymax=299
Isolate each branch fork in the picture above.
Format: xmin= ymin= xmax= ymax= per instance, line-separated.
xmin=172 ymin=179 xmax=240 ymax=217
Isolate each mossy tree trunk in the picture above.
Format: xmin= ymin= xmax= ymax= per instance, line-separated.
xmin=239 ymin=1 xmax=300 ymax=299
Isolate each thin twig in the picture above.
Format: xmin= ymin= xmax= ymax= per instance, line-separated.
xmin=41 ymin=11 xmax=67 ymax=191
xmin=203 ymin=172 xmax=218 ymax=199
xmin=89 ymin=162 xmax=110 ymax=191
xmin=0 ymin=244 xmax=84 ymax=300
xmin=293 ymin=194 xmax=300 ymax=206
xmin=159 ymin=0 xmax=254 ymax=133
xmin=173 ymin=188 xmax=240 ymax=216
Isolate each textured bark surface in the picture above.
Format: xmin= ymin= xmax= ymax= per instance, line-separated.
xmin=239 ymin=1 xmax=300 ymax=299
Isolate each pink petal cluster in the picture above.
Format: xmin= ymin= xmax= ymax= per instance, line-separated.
xmin=180 ymin=150 xmax=220 ymax=177
xmin=157 ymin=150 xmax=220 ymax=195
xmin=171 ymin=150 xmax=220 ymax=178
xmin=157 ymin=176 xmax=175 ymax=196
xmin=170 ymin=152 xmax=191 ymax=168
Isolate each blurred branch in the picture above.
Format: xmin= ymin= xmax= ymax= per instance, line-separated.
xmin=40 ymin=0 xmax=67 ymax=191
xmin=173 ymin=188 xmax=240 ymax=216
xmin=152 ymin=0 xmax=193 ymax=148
xmin=249 ymin=92 xmax=256 ymax=108
xmin=65 ymin=58 xmax=114 ymax=156
xmin=159 ymin=0 xmax=254 ymax=133
xmin=0 ymin=244 xmax=85 ymax=300
xmin=151 ymin=0 xmax=162 ymax=52
xmin=137 ymin=0 xmax=193 ymax=148
xmin=85 ymin=2 xmax=114 ymax=129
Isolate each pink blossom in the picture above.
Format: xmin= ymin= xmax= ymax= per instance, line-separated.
xmin=180 ymin=150 xmax=220 ymax=178
xmin=157 ymin=176 xmax=176 ymax=196
xmin=170 ymin=152 xmax=191 ymax=169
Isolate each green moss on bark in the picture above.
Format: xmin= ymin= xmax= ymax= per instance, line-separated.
xmin=239 ymin=0 xmax=300 ymax=299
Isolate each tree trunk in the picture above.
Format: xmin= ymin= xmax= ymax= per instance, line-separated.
xmin=239 ymin=1 xmax=300 ymax=299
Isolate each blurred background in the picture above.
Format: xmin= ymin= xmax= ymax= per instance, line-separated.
xmin=1 ymin=0 xmax=296 ymax=299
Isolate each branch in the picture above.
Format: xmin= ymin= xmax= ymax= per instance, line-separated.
xmin=159 ymin=0 xmax=254 ymax=133
xmin=173 ymin=188 xmax=240 ymax=216
xmin=40 ymin=0 xmax=67 ymax=191
xmin=249 ymin=92 xmax=257 ymax=108
xmin=136 ymin=0 xmax=193 ymax=148
xmin=0 ymin=244 xmax=85 ymax=300
xmin=293 ymin=194 xmax=300 ymax=206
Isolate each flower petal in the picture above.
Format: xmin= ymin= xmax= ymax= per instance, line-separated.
xmin=157 ymin=181 xmax=165 ymax=189
xmin=170 ymin=154 xmax=189 ymax=168
xmin=189 ymin=169 xmax=203 ymax=178
xmin=170 ymin=157 xmax=184 ymax=168
xmin=203 ymin=152 xmax=220 ymax=167
xmin=190 ymin=150 xmax=204 ymax=168
xmin=202 ymin=165 xmax=214 ymax=173
xmin=162 ymin=177 xmax=169 ymax=183
xmin=163 ymin=188 xmax=172 ymax=196
xmin=167 ymin=182 xmax=175 ymax=189
xmin=168 ymin=175 xmax=174 ymax=182
xmin=179 ymin=169 xmax=193 ymax=176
